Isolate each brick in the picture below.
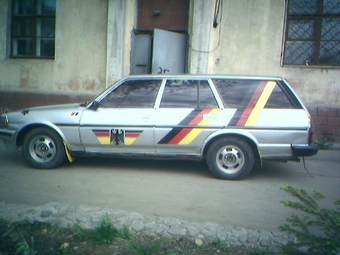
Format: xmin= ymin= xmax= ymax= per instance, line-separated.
xmin=317 ymin=107 xmax=337 ymax=117
xmin=328 ymin=117 xmax=340 ymax=127
xmin=316 ymin=125 xmax=336 ymax=136
xmin=312 ymin=116 xmax=328 ymax=125
xmin=336 ymin=126 xmax=340 ymax=136
xmin=307 ymin=107 xmax=318 ymax=116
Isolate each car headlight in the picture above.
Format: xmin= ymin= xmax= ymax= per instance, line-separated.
xmin=0 ymin=115 xmax=8 ymax=128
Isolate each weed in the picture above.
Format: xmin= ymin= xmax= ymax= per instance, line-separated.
xmin=74 ymin=224 xmax=87 ymax=241
xmin=214 ymin=239 xmax=229 ymax=251
xmin=90 ymin=213 xmax=119 ymax=243
xmin=314 ymin=137 xmax=331 ymax=150
xmin=15 ymin=236 xmax=36 ymax=255
xmin=58 ymin=242 xmax=69 ymax=254
xmin=121 ymin=237 xmax=177 ymax=255
xmin=278 ymin=184 xmax=340 ymax=254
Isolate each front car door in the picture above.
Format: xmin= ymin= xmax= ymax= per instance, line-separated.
xmin=79 ymin=78 xmax=163 ymax=154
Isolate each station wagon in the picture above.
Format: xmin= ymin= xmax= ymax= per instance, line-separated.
xmin=0 ymin=75 xmax=318 ymax=180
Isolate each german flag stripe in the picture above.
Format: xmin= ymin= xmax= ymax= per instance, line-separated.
xmin=228 ymin=81 xmax=275 ymax=126
xmin=93 ymin=130 xmax=110 ymax=137
xmin=228 ymin=82 xmax=261 ymax=126
xmin=158 ymin=109 xmax=219 ymax=145
xmin=245 ymin=81 xmax=276 ymax=126
xmin=188 ymin=108 xmax=212 ymax=125
xmin=125 ymin=131 xmax=143 ymax=137
xmin=168 ymin=127 xmax=193 ymax=144
xmin=236 ymin=81 xmax=267 ymax=126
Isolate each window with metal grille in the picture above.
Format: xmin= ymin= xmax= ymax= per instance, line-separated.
xmin=11 ymin=0 xmax=56 ymax=59
xmin=282 ymin=0 xmax=340 ymax=67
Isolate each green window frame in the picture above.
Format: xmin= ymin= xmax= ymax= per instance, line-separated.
xmin=11 ymin=0 xmax=56 ymax=59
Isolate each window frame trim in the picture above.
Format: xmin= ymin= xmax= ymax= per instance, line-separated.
xmin=281 ymin=0 xmax=340 ymax=69
xmin=10 ymin=0 xmax=56 ymax=59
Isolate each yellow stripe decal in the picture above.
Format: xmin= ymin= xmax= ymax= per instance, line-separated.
xmin=245 ymin=81 xmax=276 ymax=126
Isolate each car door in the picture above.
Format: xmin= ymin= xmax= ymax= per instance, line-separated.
xmin=153 ymin=78 xmax=224 ymax=155
xmin=79 ymin=78 xmax=162 ymax=154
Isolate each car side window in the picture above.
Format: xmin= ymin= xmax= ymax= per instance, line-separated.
xmin=160 ymin=79 xmax=218 ymax=108
xmin=99 ymin=79 xmax=162 ymax=108
xmin=212 ymin=79 xmax=294 ymax=109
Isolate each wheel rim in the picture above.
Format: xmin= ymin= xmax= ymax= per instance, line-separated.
xmin=216 ymin=145 xmax=245 ymax=174
xmin=28 ymin=135 xmax=57 ymax=163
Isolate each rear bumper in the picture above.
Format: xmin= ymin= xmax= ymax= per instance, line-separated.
xmin=292 ymin=144 xmax=319 ymax=157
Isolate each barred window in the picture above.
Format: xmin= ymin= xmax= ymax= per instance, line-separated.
xmin=11 ymin=0 xmax=56 ymax=59
xmin=282 ymin=0 xmax=340 ymax=67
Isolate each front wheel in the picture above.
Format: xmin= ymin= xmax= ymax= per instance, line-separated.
xmin=23 ymin=127 xmax=66 ymax=169
xmin=206 ymin=137 xmax=255 ymax=180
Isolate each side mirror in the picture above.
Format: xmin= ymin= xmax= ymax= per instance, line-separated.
xmin=90 ymin=101 xmax=100 ymax=110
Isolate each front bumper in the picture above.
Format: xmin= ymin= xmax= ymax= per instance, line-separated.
xmin=292 ymin=144 xmax=319 ymax=157
xmin=0 ymin=129 xmax=17 ymax=149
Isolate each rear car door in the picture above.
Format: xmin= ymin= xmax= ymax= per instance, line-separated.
xmin=153 ymin=78 xmax=225 ymax=155
xmin=79 ymin=79 xmax=162 ymax=154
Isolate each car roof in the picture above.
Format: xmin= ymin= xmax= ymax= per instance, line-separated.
xmin=123 ymin=74 xmax=284 ymax=81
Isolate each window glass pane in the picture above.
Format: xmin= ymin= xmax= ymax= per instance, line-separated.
xmin=13 ymin=19 xmax=35 ymax=36
xmin=284 ymin=41 xmax=315 ymax=65
xmin=288 ymin=20 xmax=315 ymax=40
xmin=320 ymin=41 xmax=340 ymax=64
xmin=160 ymin=80 xmax=218 ymax=108
xmin=288 ymin=0 xmax=318 ymax=14
xmin=100 ymin=80 xmax=161 ymax=108
xmin=323 ymin=0 xmax=340 ymax=14
xmin=40 ymin=0 xmax=56 ymax=15
xmin=41 ymin=19 xmax=55 ymax=37
xmin=321 ymin=18 xmax=340 ymax=40
xmin=213 ymin=79 xmax=256 ymax=108
xmin=16 ymin=39 xmax=34 ymax=56
xmin=13 ymin=0 xmax=35 ymax=15
xmin=40 ymin=39 xmax=55 ymax=56
xmin=265 ymin=85 xmax=294 ymax=109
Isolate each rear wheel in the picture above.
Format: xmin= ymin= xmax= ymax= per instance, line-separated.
xmin=23 ymin=127 xmax=66 ymax=169
xmin=207 ymin=137 xmax=254 ymax=180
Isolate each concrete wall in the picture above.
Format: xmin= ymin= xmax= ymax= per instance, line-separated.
xmin=203 ymin=0 xmax=339 ymax=108
xmin=0 ymin=0 xmax=109 ymax=95
xmin=0 ymin=0 xmax=339 ymax=141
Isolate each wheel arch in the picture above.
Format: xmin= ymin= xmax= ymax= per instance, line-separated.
xmin=202 ymin=132 xmax=261 ymax=163
xmin=16 ymin=123 xmax=66 ymax=147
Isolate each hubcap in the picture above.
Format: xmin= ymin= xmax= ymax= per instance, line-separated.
xmin=29 ymin=136 xmax=56 ymax=163
xmin=216 ymin=146 xmax=245 ymax=174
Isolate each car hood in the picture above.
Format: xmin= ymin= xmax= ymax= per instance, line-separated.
xmin=19 ymin=103 xmax=85 ymax=114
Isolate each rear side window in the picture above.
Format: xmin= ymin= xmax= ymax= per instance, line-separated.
xmin=212 ymin=79 xmax=294 ymax=109
xmin=160 ymin=79 xmax=218 ymax=108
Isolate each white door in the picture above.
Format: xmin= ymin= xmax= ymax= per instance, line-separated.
xmin=152 ymin=29 xmax=186 ymax=74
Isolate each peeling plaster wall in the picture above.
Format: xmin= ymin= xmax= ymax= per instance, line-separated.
xmin=0 ymin=0 xmax=108 ymax=95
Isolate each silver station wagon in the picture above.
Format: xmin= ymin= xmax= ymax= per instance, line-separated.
xmin=0 ymin=75 xmax=318 ymax=180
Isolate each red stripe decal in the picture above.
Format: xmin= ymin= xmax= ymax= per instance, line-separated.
xmin=125 ymin=132 xmax=141 ymax=137
xmin=94 ymin=131 xmax=110 ymax=137
xmin=189 ymin=109 xmax=212 ymax=125
xmin=236 ymin=82 xmax=266 ymax=126
xmin=169 ymin=128 xmax=193 ymax=144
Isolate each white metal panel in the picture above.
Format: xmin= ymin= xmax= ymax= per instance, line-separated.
xmin=152 ymin=29 xmax=186 ymax=74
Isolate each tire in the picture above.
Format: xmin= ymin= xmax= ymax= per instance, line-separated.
xmin=206 ymin=137 xmax=254 ymax=180
xmin=22 ymin=127 xmax=66 ymax=169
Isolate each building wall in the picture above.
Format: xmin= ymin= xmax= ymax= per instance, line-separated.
xmin=0 ymin=0 xmax=109 ymax=95
xmin=205 ymin=0 xmax=339 ymax=108
xmin=0 ymin=0 xmax=339 ymax=142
